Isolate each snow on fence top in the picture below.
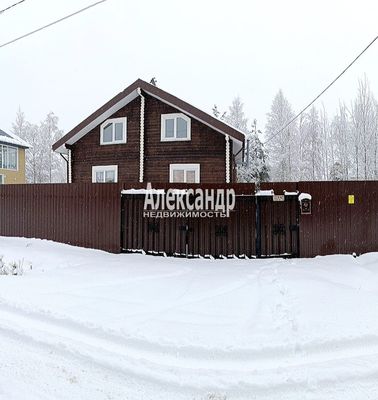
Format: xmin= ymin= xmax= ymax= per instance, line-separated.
xmin=122 ymin=189 xmax=191 ymax=195
xmin=255 ymin=190 xmax=274 ymax=196
xmin=121 ymin=189 xmax=165 ymax=195
xmin=123 ymin=188 xmax=301 ymax=198
xmin=245 ymin=190 xmax=300 ymax=196
xmin=298 ymin=192 xmax=312 ymax=202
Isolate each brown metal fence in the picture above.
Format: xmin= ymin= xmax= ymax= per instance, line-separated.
xmin=298 ymin=181 xmax=378 ymax=257
xmin=0 ymin=183 xmax=121 ymax=252
xmin=0 ymin=181 xmax=378 ymax=258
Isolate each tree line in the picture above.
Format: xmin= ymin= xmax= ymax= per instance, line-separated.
xmin=219 ymin=74 xmax=378 ymax=183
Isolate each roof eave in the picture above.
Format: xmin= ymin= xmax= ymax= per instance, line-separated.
xmin=0 ymin=140 xmax=31 ymax=149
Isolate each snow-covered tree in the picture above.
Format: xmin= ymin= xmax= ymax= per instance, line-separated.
xmin=11 ymin=107 xmax=28 ymax=140
xmin=299 ymin=106 xmax=324 ymax=180
xmin=11 ymin=109 xmax=66 ymax=183
xmin=40 ymin=112 xmax=66 ymax=183
xmin=319 ymin=105 xmax=332 ymax=180
xmin=330 ymin=102 xmax=352 ymax=180
xmin=12 ymin=109 xmax=42 ymax=183
xmin=350 ymin=76 xmax=378 ymax=179
xmin=238 ymin=120 xmax=269 ymax=183
xmin=265 ymin=90 xmax=298 ymax=181
xmin=329 ymin=162 xmax=344 ymax=181
xmin=224 ymin=96 xmax=248 ymax=132
xmin=215 ymin=97 xmax=269 ymax=183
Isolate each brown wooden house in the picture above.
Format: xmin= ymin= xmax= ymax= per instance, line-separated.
xmin=53 ymin=79 xmax=245 ymax=184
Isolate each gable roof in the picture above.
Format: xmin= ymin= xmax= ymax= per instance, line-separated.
xmin=0 ymin=129 xmax=30 ymax=148
xmin=52 ymin=79 xmax=245 ymax=154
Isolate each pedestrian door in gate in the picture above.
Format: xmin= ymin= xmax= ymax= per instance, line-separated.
xmin=256 ymin=194 xmax=299 ymax=257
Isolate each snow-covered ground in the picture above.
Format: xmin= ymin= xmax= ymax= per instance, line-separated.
xmin=1 ymin=237 xmax=378 ymax=400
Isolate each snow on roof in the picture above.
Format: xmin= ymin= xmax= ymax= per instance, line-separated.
xmin=299 ymin=192 xmax=312 ymax=202
xmin=0 ymin=129 xmax=30 ymax=148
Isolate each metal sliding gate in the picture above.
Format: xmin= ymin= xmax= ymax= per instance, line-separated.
xmin=121 ymin=193 xmax=299 ymax=258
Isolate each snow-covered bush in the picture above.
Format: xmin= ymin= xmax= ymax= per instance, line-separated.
xmin=0 ymin=256 xmax=26 ymax=276
xmin=201 ymin=394 xmax=227 ymax=400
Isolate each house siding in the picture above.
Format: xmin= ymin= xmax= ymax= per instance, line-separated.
xmin=0 ymin=147 xmax=26 ymax=184
xmin=71 ymin=94 xmax=232 ymax=184
xmin=71 ymin=97 xmax=141 ymax=184
xmin=143 ymin=96 xmax=227 ymax=183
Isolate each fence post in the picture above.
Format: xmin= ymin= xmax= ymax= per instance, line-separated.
xmin=255 ymin=196 xmax=261 ymax=258
xmin=120 ymin=194 xmax=125 ymax=251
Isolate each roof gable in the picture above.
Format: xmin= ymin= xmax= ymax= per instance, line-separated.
xmin=53 ymin=79 xmax=245 ymax=153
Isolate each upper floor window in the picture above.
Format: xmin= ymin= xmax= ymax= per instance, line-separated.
xmin=0 ymin=144 xmax=18 ymax=171
xmin=100 ymin=117 xmax=127 ymax=145
xmin=92 ymin=165 xmax=118 ymax=183
xmin=161 ymin=113 xmax=191 ymax=141
xmin=0 ymin=174 xmax=4 ymax=184
xmin=169 ymin=163 xmax=200 ymax=183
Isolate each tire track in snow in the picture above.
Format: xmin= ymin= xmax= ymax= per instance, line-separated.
xmin=1 ymin=298 xmax=378 ymax=368
xmin=1 ymin=319 xmax=378 ymax=400
xmin=1 ymin=299 xmax=378 ymax=398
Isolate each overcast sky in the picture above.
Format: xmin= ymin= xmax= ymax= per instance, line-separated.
xmin=1 ymin=0 xmax=378 ymax=138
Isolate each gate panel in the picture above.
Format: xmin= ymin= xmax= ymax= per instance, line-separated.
xmin=121 ymin=193 xmax=296 ymax=259
xmin=186 ymin=196 xmax=256 ymax=258
xmin=122 ymin=194 xmax=187 ymax=255
xmin=232 ymin=196 xmax=256 ymax=257
xmin=260 ymin=196 xmax=299 ymax=257
xmin=122 ymin=195 xmax=145 ymax=251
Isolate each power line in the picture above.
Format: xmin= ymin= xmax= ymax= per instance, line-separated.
xmin=0 ymin=0 xmax=26 ymax=15
xmin=264 ymin=34 xmax=378 ymax=145
xmin=0 ymin=0 xmax=109 ymax=49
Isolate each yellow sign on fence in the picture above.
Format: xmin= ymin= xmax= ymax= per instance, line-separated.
xmin=348 ymin=195 xmax=355 ymax=205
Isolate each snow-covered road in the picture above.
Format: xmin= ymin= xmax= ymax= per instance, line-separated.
xmin=0 ymin=237 xmax=378 ymax=399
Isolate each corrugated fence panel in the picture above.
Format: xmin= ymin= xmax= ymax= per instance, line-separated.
xmin=0 ymin=183 xmax=121 ymax=253
xmin=298 ymin=181 xmax=378 ymax=258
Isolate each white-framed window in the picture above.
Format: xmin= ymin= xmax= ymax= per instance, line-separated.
xmin=0 ymin=174 xmax=4 ymax=184
xmin=92 ymin=165 xmax=118 ymax=183
xmin=100 ymin=117 xmax=127 ymax=145
xmin=169 ymin=164 xmax=200 ymax=183
xmin=161 ymin=113 xmax=191 ymax=141
xmin=0 ymin=144 xmax=18 ymax=171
